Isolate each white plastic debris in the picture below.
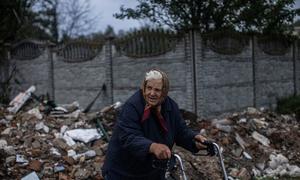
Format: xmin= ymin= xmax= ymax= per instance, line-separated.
xmin=16 ymin=154 xmax=28 ymax=163
xmin=50 ymin=147 xmax=61 ymax=156
xmin=27 ymin=108 xmax=43 ymax=120
xmin=243 ymin=151 xmax=252 ymax=160
xmin=8 ymin=86 xmax=36 ymax=113
xmin=65 ymin=129 xmax=102 ymax=143
xmin=251 ymin=131 xmax=270 ymax=147
xmin=21 ymin=171 xmax=40 ymax=180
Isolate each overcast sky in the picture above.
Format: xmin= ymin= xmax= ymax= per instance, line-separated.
xmin=90 ymin=0 xmax=140 ymax=33
xmin=90 ymin=0 xmax=300 ymax=33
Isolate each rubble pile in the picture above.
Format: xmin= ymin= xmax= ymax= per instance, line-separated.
xmin=0 ymin=86 xmax=299 ymax=179
xmin=0 ymin=87 xmax=119 ymax=180
xmin=179 ymin=107 xmax=300 ymax=179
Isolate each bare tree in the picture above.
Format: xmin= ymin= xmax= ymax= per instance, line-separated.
xmin=33 ymin=0 xmax=98 ymax=42
xmin=58 ymin=0 xmax=98 ymax=40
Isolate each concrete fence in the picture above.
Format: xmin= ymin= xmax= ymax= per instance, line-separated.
xmin=0 ymin=30 xmax=299 ymax=117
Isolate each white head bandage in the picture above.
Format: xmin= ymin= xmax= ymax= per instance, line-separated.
xmin=145 ymin=70 xmax=162 ymax=81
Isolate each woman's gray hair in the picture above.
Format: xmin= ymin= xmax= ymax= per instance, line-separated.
xmin=145 ymin=70 xmax=163 ymax=81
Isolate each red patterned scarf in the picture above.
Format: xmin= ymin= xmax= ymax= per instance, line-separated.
xmin=141 ymin=105 xmax=168 ymax=133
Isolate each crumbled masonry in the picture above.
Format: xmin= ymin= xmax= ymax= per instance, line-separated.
xmin=0 ymin=96 xmax=299 ymax=179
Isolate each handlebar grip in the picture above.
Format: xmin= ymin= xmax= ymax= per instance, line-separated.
xmin=194 ymin=140 xmax=216 ymax=156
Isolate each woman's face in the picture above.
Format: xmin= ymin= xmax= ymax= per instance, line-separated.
xmin=144 ymin=79 xmax=163 ymax=106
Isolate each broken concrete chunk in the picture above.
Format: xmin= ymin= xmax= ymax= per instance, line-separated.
xmin=287 ymin=165 xmax=300 ymax=177
xmin=65 ymin=129 xmax=102 ymax=143
xmin=251 ymin=131 xmax=270 ymax=147
xmin=27 ymin=108 xmax=43 ymax=120
xmin=251 ymin=118 xmax=268 ymax=129
xmin=84 ymin=150 xmax=96 ymax=158
xmin=60 ymin=125 xmax=68 ymax=134
xmin=235 ymin=132 xmax=249 ymax=150
xmin=59 ymin=101 xmax=80 ymax=112
xmin=237 ymin=167 xmax=251 ymax=180
xmin=252 ymin=168 xmax=261 ymax=177
xmin=231 ymin=147 xmax=243 ymax=157
xmin=8 ymin=86 xmax=36 ymax=113
xmin=247 ymin=107 xmax=260 ymax=115
xmin=6 ymin=156 xmax=16 ymax=164
xmin=63 ymin=134 xmax=76 ymax=146
xmin=211 ymin=118 xmax=232 ymax=126
xmin=215 ymin=124 xmax=232 ymax=133
xmin=1 ymin=127 xmax=12 ymax=135
xmin=67 ymin=149 xmax=76 ymax=157
xmin=35 ymin=122 xmax=49 ymax=133
xmin=4 ymin=146 xmax=16 ymax=155
xmin=0 ymin=139 xmax=7 ymax=149
xmin=53 ymin=138 xmax=69 ymax=151
xmin=5 ymin=115 xmax=14 ymax=121
xmin=50 ymin=147 xmax=61 ymax=157
xmin=268 ymin=153 xmax=289 ymax=170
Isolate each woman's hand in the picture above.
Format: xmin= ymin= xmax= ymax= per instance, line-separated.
xmin=194 ymin=134 xmax=207 ymax=150
xmin=149 ymin=143 xmax=171 ymax=159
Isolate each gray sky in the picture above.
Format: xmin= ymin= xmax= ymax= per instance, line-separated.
xmin=90 ymin=0 xmax=300 ymax=33
xmin=90 ymin=0 xmax=141 ymax=33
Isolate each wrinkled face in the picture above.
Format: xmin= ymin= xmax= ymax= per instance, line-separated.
xmin=144 ymin=79 xmax=163 ymax=107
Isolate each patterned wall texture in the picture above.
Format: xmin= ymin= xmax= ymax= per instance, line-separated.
xmin=2 ymin=30 xmax=299 ymax=117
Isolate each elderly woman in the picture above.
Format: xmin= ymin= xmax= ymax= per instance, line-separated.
xmin=102 ymin=69 xmax=207 ymax=180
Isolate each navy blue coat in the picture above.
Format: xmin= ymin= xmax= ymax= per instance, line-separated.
xmin=102 ymin=90 xmax=198 ymax=178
